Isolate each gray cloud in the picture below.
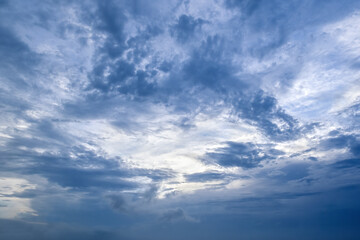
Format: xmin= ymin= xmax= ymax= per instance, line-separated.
xmin=203 ymin=142 xmax=270 ymax=169
xmin=159 ymin=208 xmax=197 ymax=223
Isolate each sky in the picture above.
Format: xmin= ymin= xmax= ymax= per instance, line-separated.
xmin=0 ymin=0 xmax=360 ymax=239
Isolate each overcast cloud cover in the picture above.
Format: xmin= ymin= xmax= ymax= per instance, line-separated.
xmin=0 ymin=0 xmax=360 ymax=239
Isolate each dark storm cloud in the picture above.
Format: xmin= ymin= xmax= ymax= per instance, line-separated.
xmin=84 ymin=1 xmax=163 ymax=97
xmin=1 ymin=141 xmax=173 ymax=191
xmin=158 ymin=60 xmax=172 ymax=73
xmin=184 ymin=172 xmax=226 ymax=182
xmin=0 ymin=150 xmax=135 ymax=190
xmin=272 ymin=163 xmax=310 ymax=182
xmin=351 ymin=142 xmax=360 ymax=157
xmin=320 ymin=134 xmax=360 ymax=157
xmin=170 ymin=14 xmax=205 ymax=43
xmin=89 ymin=43 xmax=158 ymax=97
xmin=267 ymin=148 xmax=285 ymax=156
xmin=202 ymin=141 xmax=290 ymax=169
xmin=159 ymin=208 xmax=190 ymax=223
xmin=108 ymin=195 xmax=128 ymax=213
xmin=233 ymin=91 xmax=301 ymax=141
xmin=182 ymin=35 xmax=242 ymax=91
xmin=203 ymin=142 xmax=268 ymax=168
xmin=321 ymin=134 xmax=356 ymax=149
xmin=142 ymin=184 xmax=159 ymax=202
xmin=34 ymin=165 xmax=137 ymax=190
xmin=107 ymin=184 xmax=159 ymax=213
xmin=87 ymin=1 xmax=137 ymax=94
xmin=308 ymin=156 xmax=318 ymax=161
xmin=96 ymin=2 xmax=122 ymax=33
xmin=90 ymin=59 xmax=135 ymax=93
xmin=0 ymin=26 xmax=38 ymax=74
xmin=331 ymin=158 xmax=360 ymax=169
xmin=0 ymin=25 xmax=39 ymax=99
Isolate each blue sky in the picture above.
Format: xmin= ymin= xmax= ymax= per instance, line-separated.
xmin=0 ymin=0 xmax=360 ymax=239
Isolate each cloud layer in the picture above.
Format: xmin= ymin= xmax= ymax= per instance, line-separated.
xmin=0 ymin=0 xmax=359 ymax=239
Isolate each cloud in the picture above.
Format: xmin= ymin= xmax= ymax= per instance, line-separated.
xmin=142 ymin=184 xmax=159 ymax=202
xmin=232 ymin=91 xmax=302 ymax=141
xmin=184 ymin=172 xmax=226 ymax=182
xmin=1 ymin=0 xmax=360 ymax=239
xmin=0 ymin=142 xmax=173 ymax=193
xmin=320 ymin=134 xmax=356 ymax=149
xmin=203 ymin=142 xmax=268 ymax=168
xmin=320 ymin=134 xmax=360 ymax=157
xmin=170 ymin=14 xmax=205 ymax=43
xmin=272 ymin=163 xmax=310 ymax=182
xmin=159 ymin=208 xmax=197 ymax=223
xmin=224 ymin=0 xmax=360 ymax=58
xmin=0 ymin=26 xmax=39 ymax=76
xmin=331 ymin=158 xmax=360 ymax=169
xmin=107 ymin=195 xmax=129 ymax=213
xmin=182 ymin=35 xmax=241 ymax=91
